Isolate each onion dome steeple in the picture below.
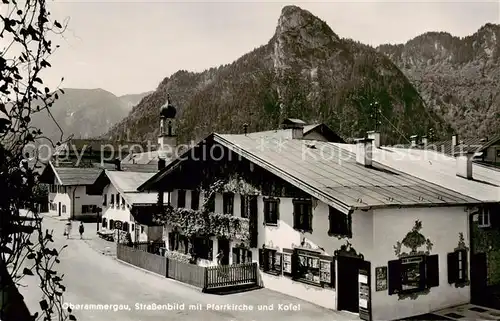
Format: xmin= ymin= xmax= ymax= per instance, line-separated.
xmin=160 ymin=93 xmax=177 ymax=119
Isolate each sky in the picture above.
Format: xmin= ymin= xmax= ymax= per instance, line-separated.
xmin=21 ymin=1 xmax=500 ymax=96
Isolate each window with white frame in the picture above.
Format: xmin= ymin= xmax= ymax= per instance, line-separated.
xmin=478 ymin=207 xmax=491 ymax=228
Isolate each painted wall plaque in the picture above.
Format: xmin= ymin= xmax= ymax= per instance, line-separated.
xmin=375 ymin=266 xmax=387 ymax=291
xmin=320 ymin=260 xmax=331 ymax=283
xmin=358 ymin=269 xmax=371 ymax=321
xmin=282 ymin=252 xmax=292 ymax=275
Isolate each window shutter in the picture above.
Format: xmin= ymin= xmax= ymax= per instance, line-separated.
xmin=240 ymin=195 xmax=246 ymax=218
xmin=388 ymin=259 xmax=402 ymax=295
xmin=308 ymin=209 xmax=313 ymax=231
xmin=463 ymin=251 xmax=469 ymax=282
xmin=258 ymin=249 xmax=264 ymax=270
xmin=426 ymin=254 xmax=440 ymax=288
xmin=447 ymin=252 xmax=458 ymax=284
xmin=490 ymin=205 xmax=500 ymax=228
xmin=263 ymin=201 xmax=268 ymax=223
xmin=292 ymin=203 xmax=298 ymax=229
xmin=276 ymin=202 xmax=280 ymax=221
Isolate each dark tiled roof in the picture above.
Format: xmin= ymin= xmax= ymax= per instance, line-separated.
xmin=54 ymin=167 xmax=102 ymax=185
xmin=141 ymin=133 xmax=480 ymax=213
xmin=120 ymin=164 xmax=158 ymax=173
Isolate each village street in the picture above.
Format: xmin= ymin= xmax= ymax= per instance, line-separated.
xmin=18 ymin=214 xmax=356 ymax=321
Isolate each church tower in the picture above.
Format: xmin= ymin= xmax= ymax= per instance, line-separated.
xmin=158 ymin=93 xmax=177 ymax=157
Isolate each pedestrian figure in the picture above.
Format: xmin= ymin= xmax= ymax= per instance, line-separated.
xmin=65 ymin=219 xmax=72 ymax=239
xmin=79 ymin=222 xmax=84 ymax=239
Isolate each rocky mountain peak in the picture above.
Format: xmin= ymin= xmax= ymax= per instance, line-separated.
xmin=272 ymin=5 xmax=344 ymax=73
xmin=274 ymin=5 xmax=340 ymax=49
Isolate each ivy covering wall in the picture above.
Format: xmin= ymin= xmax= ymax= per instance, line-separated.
xmin=471 ymin=222 xmax=500 ymax=286
xmin=154 ymin=176 xmax=253 ymax=243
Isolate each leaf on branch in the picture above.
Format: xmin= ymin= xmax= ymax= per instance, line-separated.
xmin=0 ymin=246 xmax=13 ymax=254
xmin=54 ymin=20 xmax=62 ymax=28
xmin=40 ymin=60 xmax=51 ymax=68
xmin=3 ymin=223 xmax=35 ymax=235
xmin=39 ymin=299 xmax=48 ymax=311
xmin=34 ymin=77 xmax=43 ymax=84
xmin=23 ymin=268 xmax=34 ymax=276
xmin=27 ymin=252 xmax=36 ymax=259
xmin=0 ymin=118 xmax=12 ymax=133
xmin=69 ymin=314 xmax=77 ymax=321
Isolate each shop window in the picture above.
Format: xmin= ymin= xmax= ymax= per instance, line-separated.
xmin=388 ymin=254 xmax=439 ymax=295
xmin=258 ymin=248 xmax=282 ymax=275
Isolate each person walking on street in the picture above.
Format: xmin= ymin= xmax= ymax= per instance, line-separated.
xmin=66 ymin=219 xmax=72 ymax=239
xmin=79 ymin=222 xmax=84 ymax=239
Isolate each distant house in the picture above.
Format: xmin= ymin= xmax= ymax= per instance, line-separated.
xmin=138 ymin=122 xmax=495 ymax=320
xmin=39 ymin=162 xmax=103 ymax=220
xmin=53 ymin=138 xmax=146 ymax=167
xmin=89 ymin=168 xmax=168 ymax=243
xmin=402 ymin=134 xmax=500 ymax=167
xmin=244 ymin=119 xmax=345 ymax=143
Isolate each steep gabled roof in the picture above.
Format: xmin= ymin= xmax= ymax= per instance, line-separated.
xmin=91 ymin=170 xmax=167 ymax=206
xmin=139 ymin=133 xmax=482 ymax=214
xmin=244 ymin=123 xmax=344 ymax=143
xmin=39 ymin=162 xmax=102 ymax=186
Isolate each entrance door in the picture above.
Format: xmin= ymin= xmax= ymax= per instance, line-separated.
xmin=337 ymin=255 xmax=367 ymax=314
xmin=58 ymin=202 xmax=61 ymax=216
xmin=471 ymin=252 xmax=488 ymax=305
xmin=218 ymin=238 xmax=230 ymax=265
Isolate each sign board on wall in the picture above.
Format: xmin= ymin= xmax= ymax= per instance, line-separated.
xmin=358 ymin=269 xmax=371 ymax=321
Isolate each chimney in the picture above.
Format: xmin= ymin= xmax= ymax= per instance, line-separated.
xmin=355 ymin=138 xmax=373 ymax=167
xmin=452 ymin=134 xmax=458 ymax=147
xmin=243 ymin=123 xmax=248 ymax=136
xmin=158 ymin=157 xmax=166 ymax=171
xmin=114 ymin=158 xmax=121 ymax=171
xmin=421 ymin=135 xmax=428 ymax=146
xmin=367 ymin=131 xmax=380 ymax=148
xmin=410 ymin=135 xmax=419 ymax=147
xmin=454 ymin=150 xmax=474 ymax=179
xmin=292 ymin=127 xmax=303 ymax=139
xmin=281 ymin=118 xmax=305 ymax=139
